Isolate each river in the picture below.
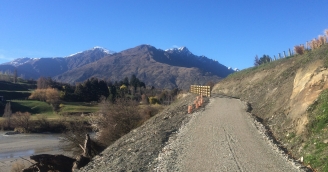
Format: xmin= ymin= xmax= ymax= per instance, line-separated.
xmin=0 ymin=131 xmax=71 ymax=171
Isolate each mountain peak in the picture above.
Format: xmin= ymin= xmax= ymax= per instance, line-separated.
xmin=67 ymin=46 xmax=115 ymax=57
xmin=165 ymin=46 xmax=191 ymax=54
xmin=91 ymin=46 xmax=114 ymax=54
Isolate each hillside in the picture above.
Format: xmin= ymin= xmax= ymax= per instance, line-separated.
xmin=53 ymin=45 xmax=235 ymax=89
xmin=212 ymin=44 xmax=328 ymax=171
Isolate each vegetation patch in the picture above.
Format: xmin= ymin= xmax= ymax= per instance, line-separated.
xmin=59 ymin=102 xmax=99 ymax=115
xmin=10 ymin=100 xmax=54 ymax=116
xmin=299 ymin=89 xmax=328 ymax=171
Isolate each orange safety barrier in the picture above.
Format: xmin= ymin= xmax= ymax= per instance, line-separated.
xmin=188 ymin=105 xmax=192 ymax=114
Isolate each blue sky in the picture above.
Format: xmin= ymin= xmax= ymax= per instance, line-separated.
xmin=0 ymin=1 xmax=328 ymax=70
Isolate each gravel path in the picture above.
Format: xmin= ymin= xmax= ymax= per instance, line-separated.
xmin=155 ymin=97 xmax=307 ymax=172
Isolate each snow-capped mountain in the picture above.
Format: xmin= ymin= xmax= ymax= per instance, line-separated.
xmin=0 ymin=44 xmax=235 ymax=89
xmin=0 ymin=47 xmax=111 ymax=79
xmin=67 ymin=46 xmax=115 ymax=57
xmin=3 ymin=57 xmax=40 ymax=67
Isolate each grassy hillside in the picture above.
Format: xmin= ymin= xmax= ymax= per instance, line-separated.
xmin=213 ymin=44 xmax=328 ymax=171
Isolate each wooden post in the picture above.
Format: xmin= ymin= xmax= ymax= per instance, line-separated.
xmin=279 ymin=53 xmax=281 ymax=59
xmin=288 ymin=48 xmax=292 ymax=56
xmin=283 ymin=51 xmax=286 ymax=58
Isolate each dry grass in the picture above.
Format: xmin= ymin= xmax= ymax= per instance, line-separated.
xmin=10 ymin=160 xmax=27 ymax=172
xmin=310 ymin=35 xmax=326 ymax=50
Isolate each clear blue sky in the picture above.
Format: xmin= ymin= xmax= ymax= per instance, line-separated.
xmin=1 ymin=0 xmax=328 ymax=70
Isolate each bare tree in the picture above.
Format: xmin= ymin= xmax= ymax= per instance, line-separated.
xmin=13 ymin=69 xmax=18 ymax=83
xmin=3 ymin=102 xmax=12 ymax=128
xmin=89 ymin=98 xmax=141 ymax=146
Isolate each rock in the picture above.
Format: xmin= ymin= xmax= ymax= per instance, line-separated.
xmin=324 ymin=139 xmax=328 ymax=144
xmin=4 ymin=131 xmax=20 ymax=135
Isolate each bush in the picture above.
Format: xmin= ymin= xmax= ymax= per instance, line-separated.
xmin=60 ymin=118 xmax=103 ymax=157
xmin=294 ymin=45 xmax=305 ymax=55
xmin=89 ymin=98 xmax=141 ymax=146
xmin=148 ymin=97 xmax=159 ymax=104
xmin=11 ymin=112 xmax=31 ymax=132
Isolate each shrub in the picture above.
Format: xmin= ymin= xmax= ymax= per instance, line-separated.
xmin=148 ymin=97 xmax=159 ymax=104
xmin=294 ymin=45 xmax=305 ymax=55
xmin=11 ymin=112 xmax=31 ymax=132
xmin=60 ymin=118 xmax=103 ymax=157
xmin=89 ymin=98 xmax=141 ymax=146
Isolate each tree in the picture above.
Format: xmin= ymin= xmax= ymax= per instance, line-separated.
xmin=46 ymin=88 xmax=60 ymax=112
xmin=3 ymin=102 xmax=12 ymax=128
xmin=255 ymin=54 xmax=271 ymax=66
xmin=13 ymin=69 xmax=17 ymax=83
xmin=89 ymin=98 xmax=141 ymax=146
xmin=37 ymin=77 xmax=53 ymax=89
xmin=11 ymin=112 xmax=31 ymax=132
xmin=254 ymin=55 xmax=260 ymax=66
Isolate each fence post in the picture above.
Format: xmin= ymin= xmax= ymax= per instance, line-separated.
xmin=283 ymin=51 xmax=286 ymax=58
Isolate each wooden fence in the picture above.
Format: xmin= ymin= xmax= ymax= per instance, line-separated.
xmin=190 ymin=85 xmax=211 ymax=97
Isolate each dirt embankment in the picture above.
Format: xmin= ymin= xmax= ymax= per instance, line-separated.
xmin=212 ymin=46 xmax=328 ymax=167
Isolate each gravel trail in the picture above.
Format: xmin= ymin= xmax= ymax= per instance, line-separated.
xmin=155 ymin=97 xmax=305 ymax=172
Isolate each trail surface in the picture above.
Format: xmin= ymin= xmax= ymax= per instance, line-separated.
xmin=156 ymin=97 xmax=302 ymax=172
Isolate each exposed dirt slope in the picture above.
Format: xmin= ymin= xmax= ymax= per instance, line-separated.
xmin=212 ymin=44 xmax=328 ymax=170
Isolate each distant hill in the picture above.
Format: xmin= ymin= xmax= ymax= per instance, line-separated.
xmin=0 ymin=45 xmax=235 ymax=89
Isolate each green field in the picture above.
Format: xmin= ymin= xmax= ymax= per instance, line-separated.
xmin=1 ymin=100 xmax=99 ymax=119
xmin=59 ymin=102 xmax=99 ymax=114
xmin=11 ymin=100 xmax=55 ymax=116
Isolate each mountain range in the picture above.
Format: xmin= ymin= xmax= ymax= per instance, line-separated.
xmin=0 ymin=45 xmax=236 ymax=89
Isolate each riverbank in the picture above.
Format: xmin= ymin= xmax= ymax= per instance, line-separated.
xmin=0 ymin=131 xmax=72 ymax=172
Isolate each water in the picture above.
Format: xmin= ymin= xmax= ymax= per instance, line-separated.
xmin=0 ymin=131 xmax=65 ymax=160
